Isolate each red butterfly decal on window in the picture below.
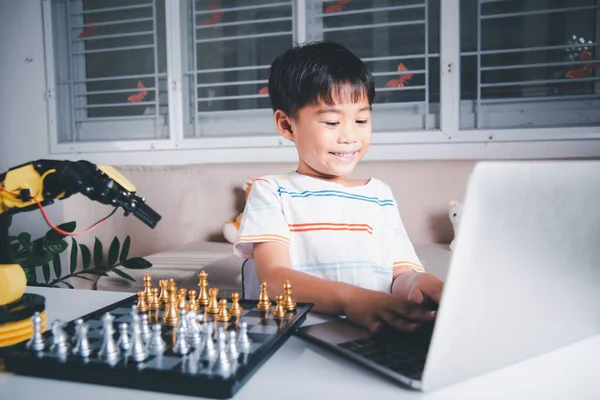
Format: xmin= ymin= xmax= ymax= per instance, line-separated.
xmin=325 ymin=0 xmax=350 ymax=14
xmin=78 ymin=16 xmax=98 ymax=38
xmin=565 ymin=50 xmax=598 ymax=79
xmin=202 ymin=2 xmax=224 ymax=25
xmin=127 ymin=81 xmax=148 ymax=103
xmin=385 ymin=63 xmax=414 ymax=87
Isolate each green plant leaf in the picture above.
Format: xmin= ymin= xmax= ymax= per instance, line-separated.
xmin=108 ymin=237 xmax=120 ymax=267
xmin=70 ymin=238 xmax=78 ymax=274
xmin=44 ymin=240 xmax=68 ymax=254
xmin=82 ymin=270 xmax=109 ymax=277
xmin=121 ymin=257 xmax=152 ymax=269
xmin=59 ymin=281 xmax=74 ymax=289
xmin=110 ymin=267 xmax=135 ymax=282
xmin=93 ymin=238 xmax=103 ymax=267
xmin=52 ymin=253 xmax=62 ymax=279
xmin=42 ymin=263 xmax=50 ymax=283
xmin=80 ymin=244 xmax=91 ymax=270
xmin=120 ymin=236 xmax=131 ymax=262
xmin=17 ymin=232 xmax=32 ymax=252
xmin=71 ymin=275 xmax=93 ymax=282
xmin=45 ymin=221 xmax=76 ymax=241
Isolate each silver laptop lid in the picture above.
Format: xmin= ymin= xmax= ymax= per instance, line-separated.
xmin=422 ymin=161 xmax=600 ymax=391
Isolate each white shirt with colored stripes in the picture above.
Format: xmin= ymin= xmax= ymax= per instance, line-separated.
xmin=233 ymin=172 xmax=424 ymax=294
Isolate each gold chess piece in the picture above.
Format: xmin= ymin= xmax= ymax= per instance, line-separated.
xmin=177 ymin=288 xmax=187 ymax=310
xmin=230 ymin=292 xmax=243 ymax=317
xmin=136 ymin=290 xmax=149 ymax=312
xmin=158 ymin=279 xmax=169 ymax=304
xmin=149 ymin=287 xmax=161 ymax=311
xmin=282 ymin=280 xmax=296 ymax=311
xmin=273 ymin=295 xmax=286 ymax=318
xmin=257 ymin=282 xmax=271 ymax=311
xmin=206 ymin=288 xmax=220 ymax=314
xmin=162 ymin=285 xmax=180 ymax=325
xmin=143 ymin=273 xmax=153 ymax=304
xmin=187 ymin=290 xmax=200 ymax=311
xmin=197 ymin=271 xmax=210 ymax=306
xmin=216 ymin=299 xmax=231 ymax=322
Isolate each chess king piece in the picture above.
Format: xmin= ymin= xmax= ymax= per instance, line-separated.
xmin=206 ymin=288 xmax=220 ymax=314
xmin=216 ymin=299 xmax=231 ymax=322
xmin=136 ymin=290 xmax=149 ymax=313
xmin=72 ymin=319 xmax=92 ymax=358
xmin=149 ymin=287 xmax=161 ymax=311
xmin=257 ymin=282 xmax=271 ymax=311
xmin=162 ymin=285 xmax=180 ymax=325
xmin=187 ymin=290 xmax=200 ymax=311
xmin=273 ymin=295 xmax=286 ymax=318
xmin=27 ymin=311 xmax=45 ymax=352
xmin=282 ymin=280 xmax=296 ymax=311
xmin=158 ymin=279 xmax=169 ymax=304
xmin=230 ymin=292 xmax=243 ymax=317
xmin=143 ymin=273 xmax=153 ymax=304
xmin=197 ymin=271 xmax=210 ymax=306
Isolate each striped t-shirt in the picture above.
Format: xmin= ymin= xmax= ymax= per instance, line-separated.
xmin=233 ymin=172 xmax=424 ymax=294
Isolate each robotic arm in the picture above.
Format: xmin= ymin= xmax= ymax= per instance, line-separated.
xmin=0 ymin=159 xmax=161 ymax=228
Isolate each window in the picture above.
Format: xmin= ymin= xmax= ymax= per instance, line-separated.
xmin=460 ymin=0 xmax=600 ymax=129
xmin=43 ymin=0 xmax=600 ymax=154
xmin=48 ymin=0 xmax=168 ymax=143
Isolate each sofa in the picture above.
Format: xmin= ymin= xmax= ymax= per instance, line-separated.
xmin=60 ymin=160 xmax=476 ymax=297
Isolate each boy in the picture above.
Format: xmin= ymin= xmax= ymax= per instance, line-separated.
xmin=233 ymin=42 xmax=443 ymax=333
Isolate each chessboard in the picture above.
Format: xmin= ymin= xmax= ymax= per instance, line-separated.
xmin=3 ymin=275 xmax=313 ymax=399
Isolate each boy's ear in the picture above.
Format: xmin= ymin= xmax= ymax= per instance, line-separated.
xmin=273 ymin=110 xmax=295 ymax=141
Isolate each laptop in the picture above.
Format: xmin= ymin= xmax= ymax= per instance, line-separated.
xmin=295 ymin=160 xmax=600 ymax=391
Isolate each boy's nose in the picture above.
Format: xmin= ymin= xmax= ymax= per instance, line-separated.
xmin=339 ymin=124 xmax=358 ymax=143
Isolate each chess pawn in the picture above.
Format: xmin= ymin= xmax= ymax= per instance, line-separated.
xmin=72 ymin=319 xmax=92 ymax=358
xmin=187 ymin=290 xmax=200 ymax=311
xmin=136 ymin=290 xmax=149 ymax=313
xmin=148 ymin=323 xmax=166 ymax=355
xmin=200 ymin=322 xmax=217 ymax=362
xmin=143 ymin=273 xmax=153 ymax=304
xmin=158 ymin=279 xmax=169 ymax=304
xmin=117 ymin=322 xmax=131 ymax=351
xmin=50 ymin=320 xmax=69 ymax=355
xmin=129 ymin=313 xmax=149 ymax=362
xmin=197 ymin=271 xmax=210 ymax=306
xmin=168 ymin=278 xmax=176 ymax=290
xmin=178 ymin=288 xmax=187 ymax=310
xmin=230 ymin=292 xmax=243 ymax=317
xmin=206 ymin=288 xmax=220 ymax=314
xmin=282 ymin=280 xmax=296 ymax=311
xmin=237 ymin=321 xmax=252 ymax=353
xmin=162 ymin=285 xmax=180 ymax=325
xmin=256 ymin=282 xmax=271 ymax=311
xmin=27 ymin=311 xmax=45 ymax=352
xmin=273 ymin=295 xmax=286 ymax=318
xmin=149 ymin=287 xmax=161 ymax=311
xmin=98 ymin=313 xmax=120 ymax=361
xmin=173 ymin=324 xmax=190 ymax=355
xmin=216 ymin=299 xmax=231 ymax=322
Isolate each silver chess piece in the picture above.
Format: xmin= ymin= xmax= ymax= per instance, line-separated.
xmin=200 ymin=322 xmax=217 ymax=362
xmin=238 ymin=321 xmax=252 ymax=353
xmin=173 ymin=324 xmax=190 ymax=355
xmin=214 ymin=328 xmax=231 ymax=377
xmin=50 ymin=320 xmax=69 ymax=356
xmin=129 ymin=313 xmax=149 ymax=362
xmin=27 ymin=312 xmax=45 ymax=352
xmin=177 ymin=309 xmax=189 ymax=333
xmin=140 ymin=314 xmax=152 ymax=344
xmin=148 ymin=323 xmax=166 ymax=355
xmin=117 ymin=322 xmax=131 ymax=351
xmin=186 ymin=312 xmax=203 ymax=348
xmin=72 ymin=319 xmax=92 ymax=358
xmin=227 ymin=330 xmax=240 ymax=361
xmin=98 ymin=313 xmax=120 ymax=362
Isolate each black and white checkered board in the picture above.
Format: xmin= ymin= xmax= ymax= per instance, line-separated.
xmin=4 ymin=295 xmax=313 ymax=399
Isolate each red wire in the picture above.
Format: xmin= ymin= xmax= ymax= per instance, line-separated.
xmin=0 ymin=186 xmax=115 ymax=236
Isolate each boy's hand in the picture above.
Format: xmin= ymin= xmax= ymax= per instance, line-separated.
xmin=342 ymin=288 xmax=436 ymax=334
xmin=392 ymin=272 xmax=444 ymax=309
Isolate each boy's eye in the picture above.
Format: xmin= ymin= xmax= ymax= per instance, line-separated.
xmin=324 ymin=122 xmax=339 ymax=127
xmin=356 ymin=120 xmax=368 ymax=125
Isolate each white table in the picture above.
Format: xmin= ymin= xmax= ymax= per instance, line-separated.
xmin=1 ymin=287 xmax=598 ymax=400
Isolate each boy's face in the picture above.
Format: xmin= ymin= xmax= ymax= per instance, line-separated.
xmin=275 ymin=90 xmax=372 ymax=183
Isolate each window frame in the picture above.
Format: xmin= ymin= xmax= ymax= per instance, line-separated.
xmin=43 ymin=0 xmax=600 ymax=159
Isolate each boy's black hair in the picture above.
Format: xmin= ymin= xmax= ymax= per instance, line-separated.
xmin=268 ymin=41 xmax=375 ymax=118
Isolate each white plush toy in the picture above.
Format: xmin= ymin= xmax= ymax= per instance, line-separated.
xmin=449 ymin=200 xmax=464 ymax=251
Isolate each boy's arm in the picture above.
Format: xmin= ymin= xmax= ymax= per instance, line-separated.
xmin=254 ymin=242 xmax=436 ymax=332
xmin=391 ymin=270 xmax=443 ymax=307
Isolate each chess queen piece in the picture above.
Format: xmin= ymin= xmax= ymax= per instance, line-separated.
xmin=206 ymin=288 xmax=220 ymax=314
xmin=163 ymin=285 xmax=180 ymax=325
xmin=27 ymin=312 xmax=45 ymax=352
xmin=230 ymin=292 xmax=243 ymax=317
xmin=197 ymin=271 xmax=210 ymax=306
xmin=136 ymin=290 xmax=149 ymax=313
xmin=72 ymin=319 xmax=92 ymax=358
xmin=273 ymin=295 xmax=286 ymax=318
xmin=256 ymin=282 xmax=271 ymax=311
xmin=282 ymin=280 xmax=296 ymax=311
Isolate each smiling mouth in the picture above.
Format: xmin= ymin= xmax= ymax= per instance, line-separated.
xmin=329 ymin=151 xmax=358 ymax=161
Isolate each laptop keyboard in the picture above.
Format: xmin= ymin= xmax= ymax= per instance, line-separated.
xmin=336 ymin=328 xmax=432 ymax=379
